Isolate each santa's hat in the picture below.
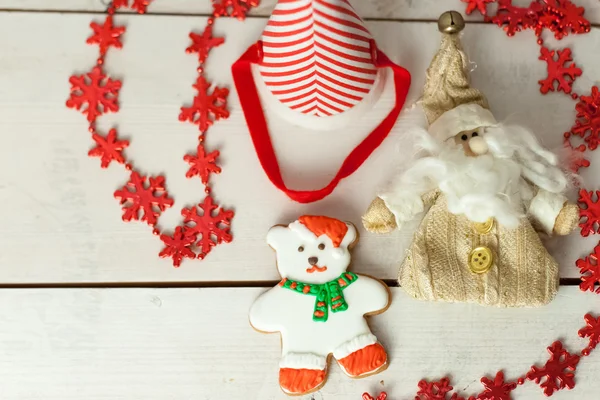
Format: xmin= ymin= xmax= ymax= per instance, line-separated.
xmin=421 ymin=11 xmax=497 ymax=142
xmin=232 ymin=0 xmax=411 ymax=203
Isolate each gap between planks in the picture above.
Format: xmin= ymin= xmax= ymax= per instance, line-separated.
xmin=0 ymin=278 xmax=582 ymax=289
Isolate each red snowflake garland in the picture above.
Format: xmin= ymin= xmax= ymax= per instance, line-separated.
xmin=576 ymin=244 xmax=600 ymax=294
xmin=538 ymin=0 xmax=590 ymax=39
xmin=66 ymin=66 xmax=121 ymax=123
xmin=212 ymin=0 xmax=260 ymax=20
xmin=114 ymin=171 xmax=174 ymax=227
xmin=578 ymin=189 xmax=600 ymax=237
xmin=538 ymin=47 xmax=581 ymax=95
xmin=579 ymin=313 xmax=600 ymax=356
xmin=184 ymin=143 xmax=221 ymax=185
xmin=88 ymin=128 xmax=129 ymax=168
xmin=186 ymin=24 xmax=225 ymax=64
xmin=179 ymin=75 xmax=230 ymax=134
xmin=159 ymin=226 xmax=197 ymax=267
xmin=478 ymin=371 xmax=517 ymax=400
xmin=571 ymin=86 xmax=600 ymax=150
xmin=66 ymin=0 xmax=259 ymax=266
xmin=527 ymin=341 xmax=580 ymax=396
xmin=487 ymin=0 xmax=543 ymax=36
xmin=415 ymin=377 xmax=466 ymax=400
xmin=114 ymin=0 xmax=153 ymax=14
xmin=181 ymin=195 xmax=234 ymax=260
xmin=462 ymin=0 xmax=494 ymax=16
xmin=87 ymin=15 xmax=125 ymax=59
xmin=362 ymin=392 xmax=387 ymax=400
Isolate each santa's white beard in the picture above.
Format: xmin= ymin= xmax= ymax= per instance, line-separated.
xmin=435 ymin=147 xmax=525 ymax=228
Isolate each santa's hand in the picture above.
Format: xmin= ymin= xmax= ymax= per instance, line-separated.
xmin=362 ymin=197 xmax=398 ymax=234
xmin=553 ymin=203 xmax=579 ymax=236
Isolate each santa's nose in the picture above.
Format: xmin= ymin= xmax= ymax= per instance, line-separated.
xmin=308 ymin=257 xmax=318 ymax=265
xmin=469 ymin=136 xmax=489 ymax=155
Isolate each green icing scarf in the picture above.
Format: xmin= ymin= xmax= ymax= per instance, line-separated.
xmin=279 ymin=272 xmax=358 ymax=322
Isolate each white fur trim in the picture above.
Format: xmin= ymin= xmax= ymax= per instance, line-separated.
xmin=529 ymin=189 xmax=567 ymax=234
xmin=380 ymin=192 xmax=425 ymax=227
xmin=333 ymin=333 xmax=378 ymax=359
xmin=252 ymin=65 xmax=387 ymax=131
xmin=289 ymin=221 xmax=317 ymax=243
xmin=279 ymin=353 xmax=327 ymax=370
xmin=428 ymin=104 xmax=497 ymax=142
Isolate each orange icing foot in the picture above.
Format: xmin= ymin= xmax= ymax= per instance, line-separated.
xmin=337 ymin=343 xmax=387 ymax=377
xmin=279 ymin=367 xmax=326 ymax=395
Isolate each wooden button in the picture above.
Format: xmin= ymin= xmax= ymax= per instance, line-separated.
xmin=473 ymin=218 xmax=494 ymax=234
xmin=469 ymin=247 xmax=493 ymax=274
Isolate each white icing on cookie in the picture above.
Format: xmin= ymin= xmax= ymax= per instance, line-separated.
xmin=251 ymin=216 xmax=390 ymax=394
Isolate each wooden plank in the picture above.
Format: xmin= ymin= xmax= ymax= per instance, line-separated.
xmin=0 ymin=12 xmax=598 ymax=283
xmin=0 ymin=287 xmax=598 ymax=399
xmin=1 ymin=0 xmax=600 ymax=23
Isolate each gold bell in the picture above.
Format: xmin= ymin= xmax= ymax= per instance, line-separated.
xmin=438 ymin=11 xmax=465 ymax=34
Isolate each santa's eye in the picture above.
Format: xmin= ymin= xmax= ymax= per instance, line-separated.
xmin=461 ymin=134 xmax=468 ymax=141
xmin=318 ymin=243 xmax=325 ymax=250
xmin=472 ymin=132 xmax=479 ymax=137
xmin=298 ymin=246 xmax=304 ymax=252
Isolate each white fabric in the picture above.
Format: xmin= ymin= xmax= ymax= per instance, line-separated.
xmin=528 ymin=189 xmax=567 ymax=234
xmin=428 ymin=103 xmax=497 ymax=141
xmin=279 ymin=352 xmax=327 ymax=370
xmin=332 ymin=333 xmax=377 ymax=359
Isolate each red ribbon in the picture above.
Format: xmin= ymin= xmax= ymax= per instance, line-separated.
xmin=231 ymin=42 xmax=411 ymax=203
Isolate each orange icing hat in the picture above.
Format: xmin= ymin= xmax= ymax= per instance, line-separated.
xmin=298 ymin=215 xmax=348 ymax=247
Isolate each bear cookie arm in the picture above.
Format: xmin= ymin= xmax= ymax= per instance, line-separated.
xmin=250 ymin=216 xmax=391 ymax=396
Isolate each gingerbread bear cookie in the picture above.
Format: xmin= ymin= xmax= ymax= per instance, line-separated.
xmin=249 ymin=215 xmax=391 ymax=396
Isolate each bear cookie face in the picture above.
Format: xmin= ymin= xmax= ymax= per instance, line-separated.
xmin=267 ymin=215 xmax=356 ymax=284
xmin=250 ymin=215 xmax=391 ymax=396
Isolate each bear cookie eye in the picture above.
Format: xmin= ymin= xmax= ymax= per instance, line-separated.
xmin=318 ymin=243 xmax=325 ymax=250
xmin=298 ymin=246 xmax=304 ymax=252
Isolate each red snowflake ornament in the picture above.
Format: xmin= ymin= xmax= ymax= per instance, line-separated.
xmin=66 ymin=66 xmax=121 ymax=123
xmin=527 ymin=341 xmax=580 ymax=396
xmin=114 ymin=171 xmax=174 ymax=227
xmin=159 ymin=226 xmax=197 ymax=267
xmin=538 ymin=0 xmax=590 ymax=39
xmin=478 ymin=371 xmax=517 ymax=400
xmin=487 ymin=0 xmax=543 ymax=36
xmin=578 ymin=189 xmax=600 ymax=237
xmin=538 ymin=47 xmax=582 ymax=95
xmin=416 ymin=377 xmax=466 ymax=400
xmin=212 ymin=0 xmax=260 ymax=20
xmin=87 ymin=15 xmax=125 ymax=58
xmin=576 ymin=244 xmax=600 ymax=294
xmin=571 ymin=86 xmax=600 ymax=150
xmin=462 ymin=0 xmax=494 ymax=16
xmin=186 ymin=24 xmax=225 ymax=65
xmin=88 ymin=128 xmax=129 ymax=168
xmin=363 ymin=393 xmax=387 ymax=400
xmin=179 ymin=76 xmax=230 ymax=133
xmin=578 ymin=314 xmax=600 ymax=354
xmin=181 ymin=195 xmax=234 ymax=259
xmin=564 ymin=139 xmax=589 ymax=172
xmin=113 ymin=0 xmax=153 ymax=14
xmin=184 ymin=143 xmax=221 ymax=185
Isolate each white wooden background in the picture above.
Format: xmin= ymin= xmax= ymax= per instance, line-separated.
xmin=0 ymin=0 xmax=599 ymax=399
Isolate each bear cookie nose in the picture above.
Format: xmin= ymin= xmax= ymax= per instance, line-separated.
xmin=308 ymin=257 xmax=319 ymax=265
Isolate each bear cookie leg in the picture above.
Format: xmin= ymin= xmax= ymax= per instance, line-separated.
xmin=334 ymin=333 xmax=388 ymax=378
xmin=279 ymin=353 xmax=327 ymax=395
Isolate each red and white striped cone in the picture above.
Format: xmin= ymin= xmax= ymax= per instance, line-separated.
xmin=232 ymin=0 xmax=411 ymax=203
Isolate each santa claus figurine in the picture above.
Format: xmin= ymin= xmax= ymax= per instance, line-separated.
xmin=362 ymin=11 xmax=579 ymax=308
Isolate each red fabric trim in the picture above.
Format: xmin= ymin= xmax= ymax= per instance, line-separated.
xmin=231 ymin=42 xmax=411 ymax=203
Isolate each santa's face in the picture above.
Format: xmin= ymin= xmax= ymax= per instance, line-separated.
xmin=454 ymin=127 xmax=489 ymax=157
xmin=267 ymin=222 xmax=356 ymax=284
